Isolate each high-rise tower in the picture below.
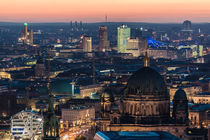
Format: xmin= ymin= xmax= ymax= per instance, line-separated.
xmin=81 ymin=36 xmax=92 ymax=52
xmin=183 ymin=20 xmax=192 ymax=31
xmin=117 ymin=25 xmax=130 ymax=53
xmin=98 ymin=26 xmax=110 ymax=52
xmin=18 ymin=23 xmax=33 ymax=46
xmin=24 ymin=22 xmax=28 ymax=40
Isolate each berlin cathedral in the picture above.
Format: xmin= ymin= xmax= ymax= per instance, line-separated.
xmin=100 ymin=53 xmax=189 ymax=138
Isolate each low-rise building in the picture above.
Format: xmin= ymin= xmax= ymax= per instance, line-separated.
xmin=61 ymin=106 xmax=95 ymax=128
xmin=189 ymin=104 xmax=210 ymax=128
xmin=80 ymin=84 xmax=104 ymax=98
xmin=189 ymin=93 xmax=210 ymax=104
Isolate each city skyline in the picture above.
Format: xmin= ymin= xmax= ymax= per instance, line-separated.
xmin=1 ymin=0 xmax=210 ymax=23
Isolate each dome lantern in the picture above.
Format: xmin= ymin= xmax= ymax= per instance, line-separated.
xmin=144 ymin=51 xmax=149 ymax=67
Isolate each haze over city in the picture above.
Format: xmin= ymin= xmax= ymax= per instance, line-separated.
xmin=1 ymin=0 xmax=210 ymax=23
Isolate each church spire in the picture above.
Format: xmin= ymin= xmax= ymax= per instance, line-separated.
xmin=43 ymin=52 xmax=59 ymax=140
xmin=144 ymin=51 xmax=149 ymax=67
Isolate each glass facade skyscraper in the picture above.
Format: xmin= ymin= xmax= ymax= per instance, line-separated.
xmin=117 ymin=25 xmax=130 ymax=53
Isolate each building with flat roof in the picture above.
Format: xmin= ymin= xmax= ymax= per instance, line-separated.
xmin=61 ymin=106 xmax=95 ymax=127
xmin=98 ymin=26 xmax=110 ymax=52
xmin=117 ymin=25 xmax=131 ymax=53
xmin=189 ymin=104 xmax=210 ymax=128
xmin=81 ymin=36 xmax=92 ymax=53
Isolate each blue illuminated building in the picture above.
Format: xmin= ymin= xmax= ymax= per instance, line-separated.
xmin=147 ymin=37 xmax=168 ymax=48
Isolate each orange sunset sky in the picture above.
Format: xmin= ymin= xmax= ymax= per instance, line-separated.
xmin=0 ymin=0 xmax=210 ymax=23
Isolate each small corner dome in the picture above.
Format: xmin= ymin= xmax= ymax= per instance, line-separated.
xmin=101 ymin=87 xmax=114 ymax=99
xmin=173 ymin=88 xmax=187 ymax=100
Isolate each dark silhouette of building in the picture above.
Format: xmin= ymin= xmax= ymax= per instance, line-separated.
xmin=172 ymin=89 xmax=189 ymax=124
xmin=183 ymin=20 xmax=192 ymax=31
xmin=43 ymin=83 xmax=59 ymax=140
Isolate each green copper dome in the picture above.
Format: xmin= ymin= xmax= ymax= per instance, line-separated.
xmin=124 ymin=67 xmax=168 ymax=97
xmin=24 ymin=22 xmax=28 ymax=26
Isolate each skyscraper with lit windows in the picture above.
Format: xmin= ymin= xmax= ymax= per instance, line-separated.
xmin=81 ymin=36 xmax=92 ymax=52
xmin=117 ymin=25 xmax=130 ymax=53
xmin=98 ymin=26 xmax=110 ymax=52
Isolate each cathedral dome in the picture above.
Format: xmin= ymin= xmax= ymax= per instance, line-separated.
xmin=173 ymin=89 xmax=187 ymax=100
xmin=124 ymin=67 xmax=168 ymax=97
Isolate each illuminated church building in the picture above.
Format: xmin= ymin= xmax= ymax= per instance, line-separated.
xmin=100 ymin=53 xmax=189 ymax=138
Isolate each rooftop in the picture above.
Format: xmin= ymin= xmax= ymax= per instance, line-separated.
xmin=94 ymin=131 xmax=180 ymax=140
xmin=190 ymin=104 xmax=210 ymax=112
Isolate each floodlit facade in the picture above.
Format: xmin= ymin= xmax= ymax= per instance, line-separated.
xmin=125 ymin=38 xmax=140 ymax=57
xmin=178 ymin=45 xmax=203 ymax=58
xmin=0 ymin=71 xmax=11 ymax=79
xmin=61 ymin=106 xmax=95 ymax=127
xmin=10 ymin=110 xmax=43 ymax=140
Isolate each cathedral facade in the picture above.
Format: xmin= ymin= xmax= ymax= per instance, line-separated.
xmin=100 ymin=54 xmax=189 ymax=138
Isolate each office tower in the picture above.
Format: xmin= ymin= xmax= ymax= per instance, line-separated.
xmin=24 ymin=22 xmax=28 ymax=40
xmin=117 ymin=25 xmax=130 ymax=53
xmin=70 ymin=21 xmax=73 ymax=28
xmin=75 ymin=21 xmax=78 ymax=28
xmin=81 ymin=36 xmax=92 ymax=52
xmin=18 ymin=23 xmax=34 ymax=46
xmin=183 ymin=20 xmax=192 ymax=31
xmin=80 ymin=21 xmax=83 ymax=28
xmin=98 ymin=26 xmax=110 ymax=52
xmin=125 ymin=38 xmax=140 ymax=57
xmin=126 ymin=38 xmax=139 ymax=50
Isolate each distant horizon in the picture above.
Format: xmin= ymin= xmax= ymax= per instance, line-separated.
xmin=0 ymin=21 xmax=210 ymax=24
xmin=1 ymin=0 xmax=210 ymax=23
